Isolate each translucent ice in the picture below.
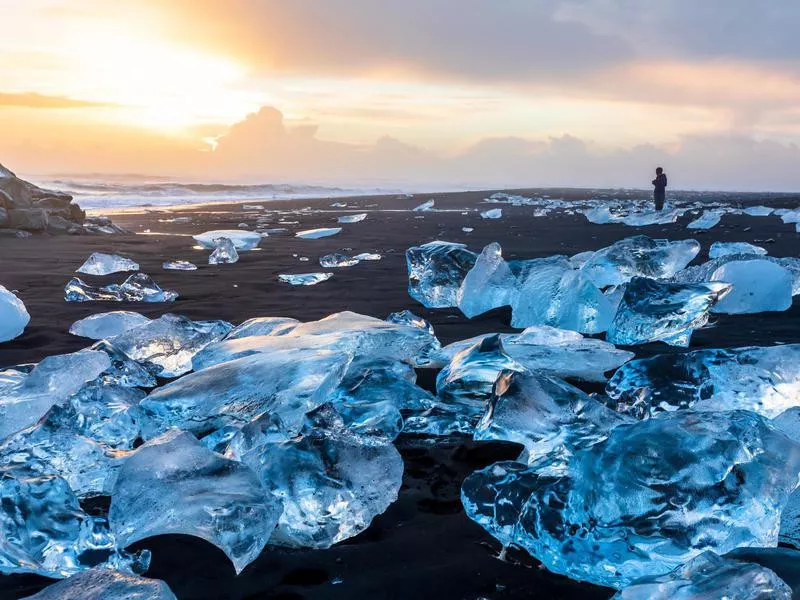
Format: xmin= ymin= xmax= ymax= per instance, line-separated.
xmin=228 ymin=405 xmax=403 ymax=549
xmin=226 ymin=316 xmax=299 ymax=339
xmin=353 ymin=252 xmax=381 ymax=261
xmin=320 ymin=253 xmax=359 ymax=268
xmin=77 ymin=253 xmax=139 ymax=276
xmin=413 ymin=199 xmax=435 ymax=212
xmin=208 ymin=237 xmax=239 ymax=264
xmin=90 ymin=340 xmax=158 ymax=388
xmin=24 ymin=567 xmax=177 ymax=600
xmin=743 ymin=205 xmax=774 ymax=217
xmin=606 ymin=344 xmax=800 ymax=420
xmin=674 ymin=254 xmax=800 ymax=296
xmin=110 ymin=431 xmax=278 ymax=573
xmin=456 ymin=242 xmax=516 ymax=318
xmin=780 ymin=209 xmax=800 ymax=224
xmin=462 ymin=410 xmax=800 ymax=588
xmin=295 ymin=228 xmax=341 ymax=239
xmin=480 ymin=208 xmax=502 ymax=219
xmin=709 ymin=241 xmax=767 ymax=259
xmin=606 ymin=277 xmax=731 ymax=346
xmin=0 ymin=285 xmax=29 ymax=342
xmin=162 ymin=260 xmax=197 ymax=271
xmin=580 ymin=236 xmax=700 ymax=288
xmin=193 ymin=230 xmax=261 ymax=250
xmin=709 ymin=259 xmax=793 ymax=314
xmin=64 ymin=274 xmax=178 ymax=303
xmin=613 ymin=551 xmax=792 ymax=600
xmin=406 ymin=241 xmax=478 ymax=308
xmin=68 ymin=311 xmax=151 ymax=340
xmin=278 ymin=272 xmax=333 ymax=285
xmin=110 ymin=313 xmax=232 ymax=378
xmin=338 ymin=213 xmax=367 ymax=223
xmin=62 ymin=380 xmax=145 ymax=448
xmin=687 ymin=210 xmax=723 ymax=229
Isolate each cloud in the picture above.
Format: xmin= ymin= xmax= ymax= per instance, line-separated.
xmin=0 ymin=92 xmax=116 ymax=109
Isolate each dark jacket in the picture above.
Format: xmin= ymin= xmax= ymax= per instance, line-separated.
xmin=652 ymin=173 xmax=667 ymax=193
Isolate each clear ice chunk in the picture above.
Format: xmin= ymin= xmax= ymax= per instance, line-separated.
xmin=674 ymin=254 xmax=800 ymax=296
xmin=320 ymin=253 xmax=360 ymax=268
xmin=457 ymin=242 xmax=516 ymax=318
xmin=709 ymin=241 xmax=767 ymax=259
xmin=110 ymin=313 xmax=232 ymax=378
xmin=228 ymin=405 xmax=403 ymax=549
xmin=606 ymin=277 xmax=731 ymax=346
xmin=687 ymin=210 xmax=723 ymax=229
xmin=709 ymin=259 xmax=793 ymax=314
xmin=226 ymin=317 xmax=299 ymax=339
xmin=780 ymin=209 xmax=800 ymax=224
xmin=295 ymin=228 xmax=341 ymax=239
xmin=65 ymin=274 xmax=178 ymax=303
xmin=413 ymin=199 xmax=435 ymax=212
xmin=480 ymin=208 xmax=502 ymax=219
xmin=77 ymin=253 xmax=139 ymax=276
xmin=0 ymin=284 xmax=29 ymax=342
xmin=109 ymin=431 xmax=278 ymax=574
xmin=192 ymin=230 xmax=261 ymax=250
xmin=24 ymin=567 xmax=177 ymax=600
xmin=406 ymin=241 xmax=478 ymax=308
xmin=162 ymin=260 xmax=197 ymax=271
xmin=61 ymin=380 xmax=145 ymax=448
xmin=462 ymin=410 xmax=800 ymax=589
xmin=353 ymin=252 xmax=381 ymax=261
xmin=90 ymin=340 xmax=158 ymax=388
xmin=338 ymin=213 xmax=367 ymax=223
xmin=743 ymin=205 xmax=774 ymax=217
xmin=278 ymin=272 xmax=333 ymax=285
xmin=208 ymin=237 xmax=239 ymax=264
xmin=68 ymin=311 xmax=151 ymax=340
xmin=580 ymin=235 xmax=700 ymax=288
xmin=606 ymin=344 xmax=800 ymax=419
xmin=613 ymin=551 xmax=792 ymax=599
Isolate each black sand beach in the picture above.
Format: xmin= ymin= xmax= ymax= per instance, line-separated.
xmin=1 ymin=188 xmax=800 ymax=599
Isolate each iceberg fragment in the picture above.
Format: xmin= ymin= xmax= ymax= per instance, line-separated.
xmin=338 ymin=213 xmax=367 ymax=223
xmin=278 ymin=272 xmax=333 ymax=285
xmin=709 ymin=259 xmax=792 ymax=314
xmin=295 ymin=227 xmax=341 ymax=239
xmin=23 ymin=567 xmax=177 ymax=600
xmin=406 ymin=241 xmax=477 ymax=308
xmin=192 ymin=230 xmax=261 ymax=250
xmin=687 ymin=210 xmax=723 ymax=229
xmin=320 ymin=253 xmax=359 ymax=268
xmin=90 ymin=340 xmax=158 ymax=388
xmin=480 ymin=208 xmax=502 ymax=219
xmin=674 ymin=253 xmax=800 ymax=295
xmin=110 ymin=431 xmax=278 ymax=574
xmin=353 ymin=252 xmax=381 ymax=261
xmin=0 ymin=284 xmax=29 ymax=342
xmin=606 ymin=277 xmax=731 ymax=346
xmin=226 ymin=316 xmax=299 ymax=339
xmin=208 ymin=237 xmax=239 ymax=264
xmin=709 ymin=241 xmax=767 ymax=259
xmin=77 ymin=253 xmax=139 ymax=276
xmin=456 ymin=242 xmax=516 ymax=318
xmin=68 ymin=311 xmax=151 ymax=340
xmin=743 ymin=205 xmax=774 ymax=217
xmin=64 ymin=274 xmax=178 ymax=303
xmin=413 ymin=199 xmax=435 ymax=212
xmin=162 ymin=260 xmax=197 ymax=271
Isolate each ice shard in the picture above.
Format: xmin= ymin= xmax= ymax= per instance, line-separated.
xmin=77 ymin=253 xmax=139 ymax=276
xmin=320 ymin=253 xmax=360 ymax=268
xmin=456 ymin=242 xmax=516 ymax=318
xmin=606 ymin=345 xmax=800 ymax=419
xmin=580 ymin=236 xmax=701 ymax=288
xmin=338 ymin=213 xmax=367 ymax=223
xmin=110 ymin=313 xmax=232 ymax=378
xmin=406 ymin=241 xmax=478 ymax=308
xmin=295 ymin=228 xmax=341 ymax=239
xmin=0 ymin=284 xmax=29 ymax=342
xmin=709 ymin=241 xmax=767 ymax=259
xmin=480 ymin=208 xmax=502 ymax=219
xmin=68 ymin=311 xmax=151 ymax=340
xmin=606 ymin=277 xmax=731 ymax=346
xmin=278 ymin=272 xmax=333 ymax=285
xmin=613 ymin=552 xmax=792 ymax=600
xmin=462 ymin=410 xmax=800 ymax=588
xmin=110 ymin=431 xmax=278 ymax=574
xmin=64 ymin=274 xmax=178 ymax=303
xmin=709 ymin=259 xmax=793 ymax=314
xmin=228 ymin=405 xmax=403 ymax=549
xmin=687 ymin=210 xmax=723 ymax=229
xmin=162 ymin=260 xmax=197 ymax=271
xmin=24 ymin=567 xmax=177 ymax=600
xmin=413 ymin=199 xmax=435 ymax=212
xmin=192 ymin=230 xmax=261 ymax=250
xmin=208 ymin=237 xmax=239 ymax=264
xmin=225 ymin=316 xmax=299 ymax=340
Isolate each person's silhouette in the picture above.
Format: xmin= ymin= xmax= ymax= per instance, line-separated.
xmin=652 ymin=167 xmax=667 ymax=211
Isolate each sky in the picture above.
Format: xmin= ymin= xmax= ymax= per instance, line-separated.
xmin=0 ymin=0 xmax=799 ymax=190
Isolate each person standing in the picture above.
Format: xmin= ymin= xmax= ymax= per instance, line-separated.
xmin=652 ymin=167 xmax=667 ymax=211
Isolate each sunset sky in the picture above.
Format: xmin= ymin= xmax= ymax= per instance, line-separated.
xmin=1 ymin=1 xmax=799 ymax=190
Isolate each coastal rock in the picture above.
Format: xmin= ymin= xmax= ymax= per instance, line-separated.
xmin=7 ymin=208 xmax=48 ymax=231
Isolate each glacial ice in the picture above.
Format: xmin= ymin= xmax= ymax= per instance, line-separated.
xmin=0 ymin=285 xmax=29 ymax=342
xmin=192 ymin=230 xmax=261 ymax=250
xmin=709 ymin=241 xmax=767 ymax=259
xmin=278 ymin=272 xmax=333 ymax=285
xmin=413 ymin=199 xmax=435 ymax=212
xmin=225 ymin=316 xmax=299 ymax=339
xmin=162 ymin=260 xmax=197 ymax=270
xmin=480 ymin=208 xmax=502 ymax=219
xmin=228 ymin=405 xmax=404 ymax=549
xmin=110 ymin=431 xmax=278 ymax=573
xmin=353 ymin=252 xmax=381 ymax=261
xmin=709 ymin=259 xmax=793 ymax=314
xmin=407 ymin=241 xmax=478 ymax=308
xmin=456 ymin=242 xmax=516 ymax=318
xmin=68 ymin=311 xmax=151 ymax=340
xmin=743 ymin=205 xmax=775 ymax=217
xmin=61 ymin=380 xmax=145 ymax=448
xmin=320 ymin=253 xmax=360 ymax=268
xmin=606 ymin=344 xmax=800 ymax=419
xmin=208 ymin=237 xmax=239 ymax=264
xmin=24 ymin=567 xmax=177 ymax=600
xmin=606 ymin=277 xmax=731 ymax=346
xmin=583 ymin=207 xmax=684 ymax=226
xmin=687 ymin=210 xmax=723 ymax=229
xmin=77 ymin=253 xmax=139 ymax=276
xmin=780 ymin=209 xmax=800 ymax=224
xmin=110 ymin=313 xmax=232 ymax=378
xmin=462 ymin=410 xmax=800 ymax=588
xmin=614 ymin=551 xmax=792 ymax=599
xmin=338 ymin=213 xmax=367 ymax=223
xmin=65 ymin=274 xmax=179 ymax=303
xmin=674 ymin=254 xmax=800 ymax=296
xmin=580 ymin=236 xmax=701 ymax=288
xmin=91 ymin=340 xmax=158 ymax=388
xmin=295 ymin=228 xmax=341 ymax=239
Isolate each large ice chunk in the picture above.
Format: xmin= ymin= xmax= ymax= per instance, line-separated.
xmin=110 ymin=431 xmax=278 ymax=573
xmin=606 ymin=344 xmax=800 ymax=419
xmin=228 ymin=405 xmax=403 ymax=549
xmin=193 ymin=230 xmax=261 ymax=250
xmin=407 ymin=241 xmax=479 ymax=308
xmin=606 ymin=277 xmax=731 ymax=346
xmin=709 ymin=259 xmax=793 ymax=314
xmin=580 ymin=236 xmax=701 ymax=288
xmin=68 ymin=311 xmax=151 ymax=340
xmin=709 ymin=241 xmax=767 ymax=259
xmin=674 ymin=254 xmax=800 ymax=295
xmin=456 ymin=242 xmax=516 ymax=318
xmin=110 ymin=313 xmax=232 ymax=378
xmin=0 ymin=285 xmax=29 ymax=342
xmin=743 ymin=205 xmax=774 ymax=217
xmin=24 ymin=567 xmax=177 ymax=600
xmin=65 ymin=274 xmax=178 ymax=303
xmin=208 ymin=237 xmax=239 ymax=264
xmin=462 ymin=410 xmax=800 ymax=588
xmin=77 ymin=253 xmax=139 ymax=276
xmin=613 ymin=551 xmax=792 ymax=599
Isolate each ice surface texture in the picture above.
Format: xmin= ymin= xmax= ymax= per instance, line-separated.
xmin=192 ymin=230 xmax=261 ymax=250
xmin=0 ymin=284 xmax=30 ymax=342
xmin=77 ymin=253 xmax=139 ymax=276
xmin=65 ymin=273 xmax=178 ymax=303
xmin=23 ymin=567 xmax=177 ymax=600
xmin=407 ymin=241 xmax=477 ymax=308
xmin=69 ymin=311 xmax=151 ymax=340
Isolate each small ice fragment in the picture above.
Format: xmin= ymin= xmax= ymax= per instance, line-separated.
xmin=320 ymin=253 xmax=359 ymax=268
xmin=330 ymin=202 xmax=347 ymax=208
xmin=192 ymin=230 xmax=261 ymax=250
xmin=413 ymin=199 xmax=435 ymax=212
xmin=353 ymin=253 xmax=381 ymax=261
xmin=69 ymin=311 xmax=151 ymax=340
xmin=295 ymin=228 xmax=342 ymax=239
xmin=462 ymin=227 xmax=474 ymax=233
xmin=64 ymin=274 xmax=179 ymax=303
xmin=242 ymin=204 xmax=264 ymax=210
xmin=0 ymin=285 xmax=29 ymax=342
xmin=77 ymin=253 xmax=139 ymax=276
xmin=162 ymin=260 xmax=197 ymax=270
xmin=209 ymin=237 xmax=239 ymax=265
xmin=709 ymin=241 xmax=767 ymax=258
xmin=278 ymin=273 xmax=333 ymax=285
xmin=480 ymin=208 xmax=503 ymax=219
xmin=338 ymin=213 xmax=367 ymax=224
